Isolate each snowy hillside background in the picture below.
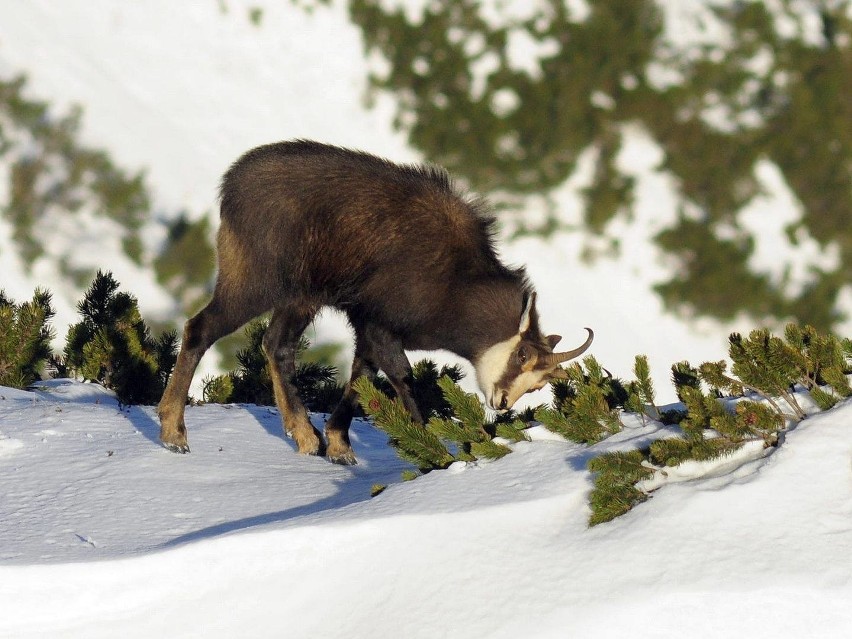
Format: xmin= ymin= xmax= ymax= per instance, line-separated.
xmin=1 ymin=1 xmax=852 ymax=637
xmin=3 ymin=0 xmax=851 ymax=403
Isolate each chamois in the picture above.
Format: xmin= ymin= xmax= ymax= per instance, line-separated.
xmin=158 ymin=140 xmax=593 ymax=464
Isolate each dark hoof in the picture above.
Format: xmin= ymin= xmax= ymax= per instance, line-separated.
xmin=164 ymin=442 xmax=190 ymax=454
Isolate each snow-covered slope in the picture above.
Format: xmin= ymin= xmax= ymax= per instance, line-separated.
xmin=1 ymin=380 xmax=851 ymax=638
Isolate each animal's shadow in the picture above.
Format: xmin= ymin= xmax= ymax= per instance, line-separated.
xmin=149 ymin=405 xmax=403 ymax=548
xmin=120 ymin=404 xmax=165 ymax=448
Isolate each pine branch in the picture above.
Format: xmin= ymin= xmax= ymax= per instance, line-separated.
xmin=436 ymin=375 xmax=485 ymax=434
xmin=470 ymin=439 xmax=512 ymax=460
xmin=494 ymin=419 xmax=531 ymax=443
xmin=587 ymin=450 xmax=654 ymax=526
xmin=354 ymin=376 xmax=454 ymax=471
xmin=699 ymin=359 xmax=798 ymax=421
xmin=632 ymin=354 xmax=659 ymax=419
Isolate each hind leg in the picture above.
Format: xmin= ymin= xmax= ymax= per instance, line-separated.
xmin=263 ymin=303 xmax=325 ymax=456
xmin=159 ymin=297 xmax=263 ymax=453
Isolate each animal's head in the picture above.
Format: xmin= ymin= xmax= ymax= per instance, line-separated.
xmin=474 ymin=292 xmax=593 ymax=412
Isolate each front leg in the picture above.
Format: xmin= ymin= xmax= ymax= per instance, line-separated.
xmin=363 ymin=324 xmax=424 ymax=424
xmin=325 ymin=355 xmax=374 ymax=465
xmin=325 ymin=325 xmax=424 ymax=465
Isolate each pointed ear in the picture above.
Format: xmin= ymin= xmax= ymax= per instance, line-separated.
xmin=519 ymin=291 xmax=537 ymax=334
xmin=549 ymin=366 xmax=570 ymax=380
xmin=546 ymin=334 xmax=562 ymax=350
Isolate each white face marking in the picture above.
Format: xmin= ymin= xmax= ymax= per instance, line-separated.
xmin=474 ymin=334 xmax=520 ymax=409
xmin=502 ymin=369 xmax=551 ymax=409
xmin=474 ymin=335 xmax=553 ymax=411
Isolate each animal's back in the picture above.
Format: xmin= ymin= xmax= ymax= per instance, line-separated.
xmin=217 ymin=141 xmax=506 ymax=314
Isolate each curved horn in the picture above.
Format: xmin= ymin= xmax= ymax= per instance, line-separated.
xmin=542 ymin=328 xmax=594 ymax=366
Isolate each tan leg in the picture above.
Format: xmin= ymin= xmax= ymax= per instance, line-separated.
xmin=262 ymin=305 xmax=324 ymax=456
xmin=159 ymin=297 xmax=261 ymax=453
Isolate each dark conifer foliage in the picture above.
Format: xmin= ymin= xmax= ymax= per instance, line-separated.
xmin=202 ymin=320 xmax=343 ymax=412
xmin=63 ymin=271 xmax=177 ymax=405
xmin=0 ymin=288 xmax=55 ymax=388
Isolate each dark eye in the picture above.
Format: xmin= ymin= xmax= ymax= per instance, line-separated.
xmin=517 ymin=346 xmax=528 ymax=365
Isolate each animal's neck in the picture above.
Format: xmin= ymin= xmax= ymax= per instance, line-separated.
xmin=445 ymin=276 xmax=525 ymax=361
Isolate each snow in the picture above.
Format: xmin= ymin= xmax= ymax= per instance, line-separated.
xmin=1 ymin=2 xmax=852 ymax=635
xmin=1 ymin=380 xmax=851 ymax=638
xmin=739 ymin=160 xmax=841 ymax=299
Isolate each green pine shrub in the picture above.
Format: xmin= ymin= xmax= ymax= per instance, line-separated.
xmin=534 ymin=355 xmax=623 ymax=443
xmin=354 ymin=374 xmax=515 ymax=479
xmin=63 ymin=271 xmax=177 ymax=405
xmin=587 ymin=322 xmax=851 ymax=525
xmin=587 ymin=451 xmax=655 ymax=527
xmin=342 ymin=321 xmax=848 ymax=525
xmin=201 ymin=320 xmax=343 ymax=412
xmin=0 ymin=288 xmax=55 ymax=388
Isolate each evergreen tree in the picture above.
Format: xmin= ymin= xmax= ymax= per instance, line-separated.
xmin=335 ymin=0 xmax=852 ymax=331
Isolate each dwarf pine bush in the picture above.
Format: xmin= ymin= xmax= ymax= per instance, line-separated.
xmin=348 ymin=320 xmax=851 ymax=527
xmin=63 ymin=271 xmax=177 ymax=405
xmin=202 ymin=319 xmax=343 ymax=412
xmin=0 ymin=289 xmax=55 ymax=388
xmin=586 ymin=323 xmax=852 ymax=526
xmin=354 ymin=374 xmax=516 ymax=480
